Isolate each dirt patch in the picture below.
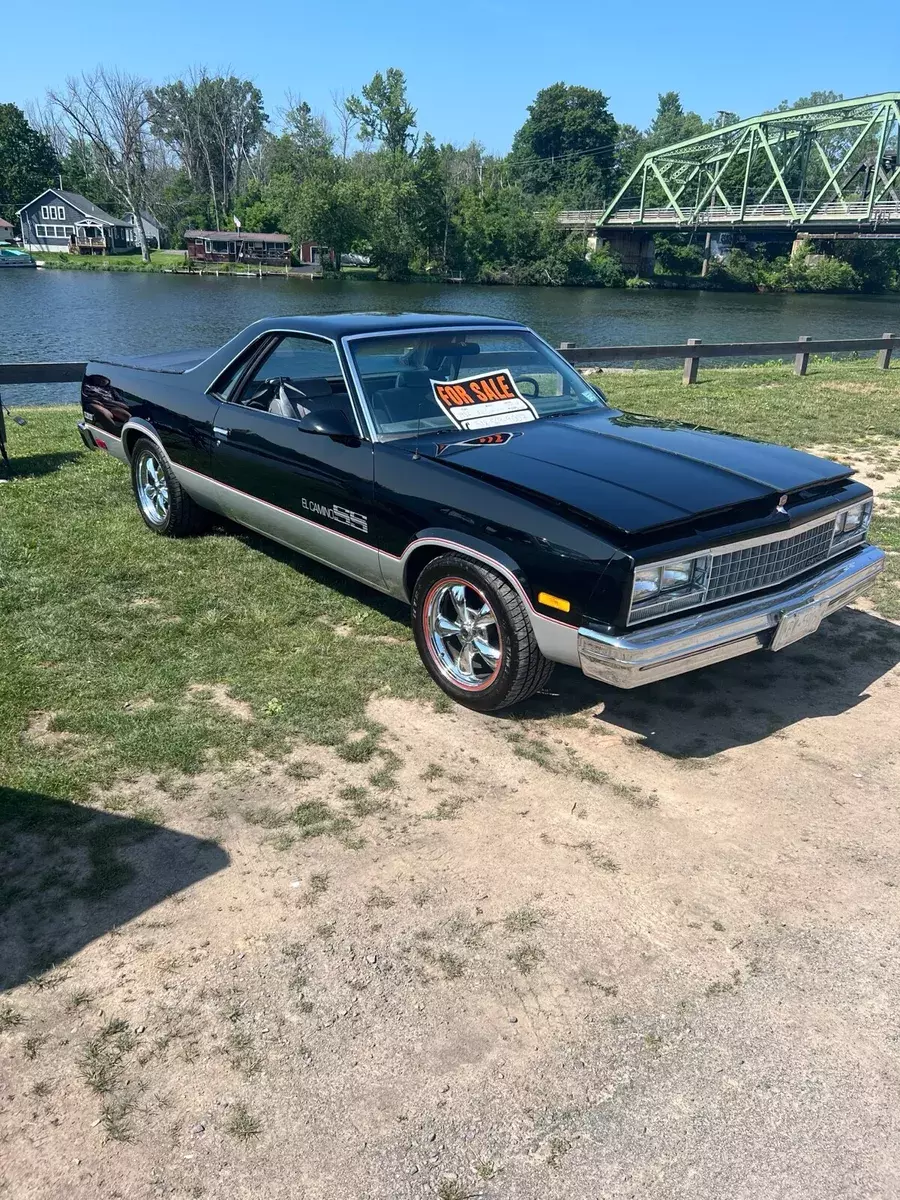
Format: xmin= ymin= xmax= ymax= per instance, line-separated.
xmin=817 ymin=380 xmax=884 ymax=396
xmin=3 ymin=599 xmax=900 ymax=1199
xmin=806 ymin=437 xmax=900 ymax=510
xmin=22 ymin=711 xmax=80 ymax=751
xmin=185 ymin=683 xmax=255 ymax=723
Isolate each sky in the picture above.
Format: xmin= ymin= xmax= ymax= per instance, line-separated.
xmin=7 ymin=0 xmax=895 ymax=152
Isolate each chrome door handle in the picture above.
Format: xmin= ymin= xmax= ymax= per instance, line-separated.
xmin=213 ymin=426 xmax=229 ymax=439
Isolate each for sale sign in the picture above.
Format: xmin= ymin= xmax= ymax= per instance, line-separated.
xmin=430 ymin=369 xmax=538 ymax=431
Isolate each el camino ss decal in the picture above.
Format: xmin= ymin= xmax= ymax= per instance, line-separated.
xmin=431 ymin=369 xmax=538 ymax=431
xmin=301 ymin=497 xmax=368 ymax=533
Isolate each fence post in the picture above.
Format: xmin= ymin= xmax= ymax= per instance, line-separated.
xmin=877 ymin=333 xmax=895 ymax=370
xmin=794 ymin=335 xmax=811 ymax=377
xmin=682 ymin=339 xmax=701 ymax=385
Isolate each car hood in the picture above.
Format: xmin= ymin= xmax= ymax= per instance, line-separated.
xmin=426 ymin=409 xmax=852 ymax=534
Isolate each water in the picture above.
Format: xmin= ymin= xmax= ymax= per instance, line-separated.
xmin=2 ymin=269 xmax=899 ymax=406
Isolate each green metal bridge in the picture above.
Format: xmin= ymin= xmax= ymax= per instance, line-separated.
xmin=559 ymin=93 xmax=900 ymax=233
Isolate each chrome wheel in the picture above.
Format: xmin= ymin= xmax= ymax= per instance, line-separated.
xmin=136 ymin=450 xmax=169 ymax=526
xmin=424 ymin=578 xmax=503 ymax=691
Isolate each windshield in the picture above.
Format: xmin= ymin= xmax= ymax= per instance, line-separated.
xmin=347 ymin=328 xmax=607 ymax=438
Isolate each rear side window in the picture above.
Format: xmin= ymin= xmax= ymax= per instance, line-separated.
xmin=245 ymin=334 xmax=344 ymax=389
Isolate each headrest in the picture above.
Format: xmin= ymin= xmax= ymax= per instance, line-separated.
xmin=397 ymin=370 xmax=432 ymax=389
xmin=287 ymin=377 xmax=332 ymax=399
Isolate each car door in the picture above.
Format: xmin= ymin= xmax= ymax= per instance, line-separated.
xmin=208 ymin=332 xmax=383 ymax=588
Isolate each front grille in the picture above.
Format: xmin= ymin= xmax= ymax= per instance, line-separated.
xmin=705 ymin=518 xmax=836 ymax=603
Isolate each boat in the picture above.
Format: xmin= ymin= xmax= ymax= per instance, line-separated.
xmin=0 ymin=246 xmax=36 ymax=268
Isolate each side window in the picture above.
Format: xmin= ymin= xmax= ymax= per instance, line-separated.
xmin=229 ymin=334 xmax=355 ymax=425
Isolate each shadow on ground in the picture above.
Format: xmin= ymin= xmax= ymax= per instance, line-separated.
xmin=215 ymin=519 xmax=900 ymax=759
xmin=522 ymin=606 xmax=900 ymax=757
xmin=1 ymin=450 xmax=83 ymax=479
xmin=0 ymin=787 xmax=228 ymax=992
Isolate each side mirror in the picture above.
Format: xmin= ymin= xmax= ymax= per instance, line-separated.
xmin=297 ymin=407 xmax=360 ymax=444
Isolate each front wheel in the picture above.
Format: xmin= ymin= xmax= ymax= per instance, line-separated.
xmin=411 ymin=554 xmax=554 ymax=712
xmin=130 ymin=436 xmax=210 ymax=536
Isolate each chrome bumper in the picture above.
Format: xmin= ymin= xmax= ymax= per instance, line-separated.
xmin=578 ymin=544 xmax=885 ymax=689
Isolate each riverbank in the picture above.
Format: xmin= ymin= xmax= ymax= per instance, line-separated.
xmin=29 ymin=250 xmax=899 ymax=293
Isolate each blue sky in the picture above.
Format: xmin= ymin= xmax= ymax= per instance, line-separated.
xmin=9 ymin=0 xmax=894 ymax=151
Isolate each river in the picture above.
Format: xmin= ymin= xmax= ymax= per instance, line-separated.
xmin=2 ymin=269 xmax=899 ymax=405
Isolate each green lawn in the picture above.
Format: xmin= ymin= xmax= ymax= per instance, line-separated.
xmin=36 ymin=250 xmax=187 ymax=272
xmin=1 ymin=358 xmax=898 ymax=813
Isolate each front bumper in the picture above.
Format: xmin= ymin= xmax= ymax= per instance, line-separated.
xmin=577 ymin=544 xmax=885 ymax=689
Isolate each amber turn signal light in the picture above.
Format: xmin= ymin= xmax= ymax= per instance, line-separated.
xmin=538 ymin=591 xmax=571 ymax=613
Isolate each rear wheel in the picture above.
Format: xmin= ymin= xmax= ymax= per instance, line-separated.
xmin=130 ymin=436 xmax=210 ymax=536
xmin=411 ymin=554 xmax=554 ymax=712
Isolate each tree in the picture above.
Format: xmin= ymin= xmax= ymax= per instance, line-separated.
xmin=0 ymin=104 xmax=60 ymax=224
xmin=644 ymin=92 xmax=708 ymax=152
xmin=49 ymin=69 xmax=153 ymax=261
xmin=149 ymin=72 xmax=267 ymax=230
xmin=347 ymin=68 xmax=417 ymax=155
xmin=284 ymin=169 xmax=367 ymax=272
xmin=509 ymin=83 xmax=619 ymax=208
xmin=331 ymin=89 xmax=359 ymax=159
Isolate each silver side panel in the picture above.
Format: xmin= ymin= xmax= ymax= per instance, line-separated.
xmin=172 ymin=465 xmax=388 ymax=591
xmin=103 ymin=432 xmax=129 ymax=465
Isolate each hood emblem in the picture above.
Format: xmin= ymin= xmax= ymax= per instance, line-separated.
xmin=775 ymin=493 xmax=789 ymax=515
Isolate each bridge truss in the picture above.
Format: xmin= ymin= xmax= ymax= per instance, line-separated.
xmin=561 ymin=93 xmax=900 ymax=232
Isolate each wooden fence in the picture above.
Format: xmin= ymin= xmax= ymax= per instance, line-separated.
xmin=0 ymin=333 xmax=896 ymax=391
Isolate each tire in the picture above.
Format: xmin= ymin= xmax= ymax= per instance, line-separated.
xmin=130 ymin=436 xmax=210 ymax=537
xmin=411 ymin=554 xmax=554 ymax=712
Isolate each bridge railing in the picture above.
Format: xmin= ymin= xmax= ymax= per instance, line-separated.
xmin=558 ymin=333 xmax=897 ymax=383
xmin=558 ymin=201 xmax=900 ymax=227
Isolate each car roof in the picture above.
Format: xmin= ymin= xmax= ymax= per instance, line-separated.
xmin=244 ymin=312 xmax=526 ymax=339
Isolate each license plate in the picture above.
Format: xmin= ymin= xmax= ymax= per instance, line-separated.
xmin=770 ymin=600 xmax=826 ymax=651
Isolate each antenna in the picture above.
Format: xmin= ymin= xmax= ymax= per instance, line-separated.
xmin=412 ymin=400 xmax=422 ymax=460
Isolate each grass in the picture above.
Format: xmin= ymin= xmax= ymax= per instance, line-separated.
xmin=1 ymin=360 xmax=898 ymax=828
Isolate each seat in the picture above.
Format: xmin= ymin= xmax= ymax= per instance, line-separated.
xmin=267 ymin=378 xmax=333 ymax=420
xmin=370 ymin=370 xmax=435 ymax=427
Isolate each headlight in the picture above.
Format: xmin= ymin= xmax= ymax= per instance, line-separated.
xmin=632 ymin=557 xmax=706 ymax=605
xmin=661 ymin=563 xmax=694 ymax=590
xmin=634 ymin=566 xmax=662 ymax=599
xmin=835 ymin=501 xmax=873 ymax=538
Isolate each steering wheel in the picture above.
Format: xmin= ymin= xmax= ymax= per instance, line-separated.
xmin=513 ymin=375 xmax=540 ymax=399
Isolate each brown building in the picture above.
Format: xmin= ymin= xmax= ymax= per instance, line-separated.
xmin=184 ymin=230 xmax=291 ymax=265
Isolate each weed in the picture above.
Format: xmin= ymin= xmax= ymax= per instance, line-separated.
xmin=503 ymin=904 xmax=545 ymax=934
xmin=286 ymin=759 xmax=321 ymax=782
xmin=32 ymin=1079 xmax=53 ymax=1098
xmin=23 ymin=1033 xmax=46 ymax=1060
xmin=225 ymin=1102 xmax=262 ymax=1140
xmin=292 ymin=800 xmax=352 ymax=839
xmin=366 ymin=887 xmax=395 ymax=910
xmin=508 ymin=943 xmax=546 ymax=975
xmin=436 ymin=952 xmax=464 ymax=979
xmin=0 ymin=1004 xmax=23 ymax=1032
xmin=475 ymin=1160 xmax=499 ymax=1180
xmin=79 ymin=1018 xmax=136 ymax=1094
xmin=427 ymin=795 xmax=468 ymax=821
xmin=315 ymin=921 xmax=336 ymax=940
xmin=547 ymin=1136 xmax=572 ymax=1167
xmin=421 ymin=763 xmax=444 ymax=782
xmin=337 ymin=734 xmax=379 ymax=763
xmin=65 ymin=989 xmax=92 ymax=1012
xmin=101 ymin=1093 xmax=136 ymax=1142
xmin=242 ymin=805 xmax=289 ymax=828
xmin=436 ymin=1180 xmax=468 ymax=1200
xmin=369 ymin=764 xmax=398 ymax=790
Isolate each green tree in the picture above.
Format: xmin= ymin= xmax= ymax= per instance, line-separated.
xmin=149 ymin=73 xmax=267 ymax=229
xmin=346 ymin=68 xmax=417 ymax=155
xmin=0 ymin=104 xmax=60 ymax=223
xmin=644 ymin=92 xmax=709 ymax=152
xmin=509 ymin=83 xmax=619 ymax=207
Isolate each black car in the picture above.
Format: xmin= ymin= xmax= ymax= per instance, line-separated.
xmin=78 ymin=313 xmax=885 ymax=710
